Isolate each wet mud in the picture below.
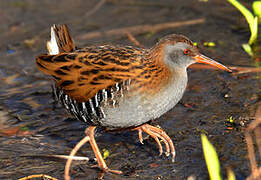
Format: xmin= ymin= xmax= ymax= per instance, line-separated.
xmin=0 ymin=0 xmax=260 ymax=179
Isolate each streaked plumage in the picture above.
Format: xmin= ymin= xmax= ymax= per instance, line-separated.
xmin=36 ymin=27 xmax=193 ymax=128
xmin=36 ymin=24 xmax=231 ymax=178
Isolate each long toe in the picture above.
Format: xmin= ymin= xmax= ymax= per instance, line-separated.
xmin=132 ymin=124 xmax=175 ymax=160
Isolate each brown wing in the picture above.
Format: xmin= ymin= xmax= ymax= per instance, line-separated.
xmin=36 ymin=46 xmax=146 ymax=102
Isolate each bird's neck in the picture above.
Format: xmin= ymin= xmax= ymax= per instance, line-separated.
xmin=130 ymin=46 xmax=187 ymax=97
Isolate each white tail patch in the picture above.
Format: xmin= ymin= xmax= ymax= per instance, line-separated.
xmin=47 ymin=26 xmax=59 ymax=55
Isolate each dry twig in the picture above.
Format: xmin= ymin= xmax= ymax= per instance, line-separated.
xmin=18 ymin=174 xmax=58 ymax=180
xmin=229 ymin=66 xmax=261 ymax=75
xmin=255 ymin=127 xmax=261 ymax=159
xmin=125 ymin=32 xmax=144 ymax=48
xmin=84 ymin=0 xmax=106 ymax=18
xmin=51 ymin=154 xmax=91 ymax=161
xmin=189 ymin=64 xmax=261 ymax=74
xmin=246 ymin=131 xmax=258 ymax=178
xmin=64 ymin=136 xmax=91 ymax=180
xmin=76 ymin=18 xmax=205 ymax=40
xmin=246 ymin=105 xmax=261 ymax=180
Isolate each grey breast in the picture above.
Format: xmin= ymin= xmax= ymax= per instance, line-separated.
xmin=54 ymin=68 xmax=187 ymax=129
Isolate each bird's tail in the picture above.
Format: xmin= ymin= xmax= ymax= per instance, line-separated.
xmin=36 ymin=24 xmax=76 ymax=79
xmin=46 ymin=24 xmax=76 ymax=55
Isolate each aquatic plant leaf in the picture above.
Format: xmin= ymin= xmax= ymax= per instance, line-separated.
xmin=228 ymin=0 xmax=255 ymax=29
xmin=253 ymin=1 xmax=261 ymax=17
xmin=193 ymin=42 xmax=198 ymax=46
xmin=227 ymin=167 xmax=236 ymax=180
xmin=102 ymin=149 xmax=110 ymax=159
xmin=203 ymin=42 xmax=216 ymax=47
xmin=242 ymin=43 xmax=254 ymax=56
xmin=201 ymin=134 xmax=222 ymax=180
xmin=228 ymin=0 xmax=258 ymax=45
xmin=248 ymin=16 xmax=258 ymax=45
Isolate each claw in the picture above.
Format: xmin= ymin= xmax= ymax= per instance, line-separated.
xmin=171 ymin=151 xmax=176 ymax=162
xmin=132 ymin=124 xmax=176 ymax=161
xmin=159 ymin=137 xmax=170 ymax=157
xmin=154 ymin=137 xmax=163 ymax=156
xmin=148 ymin=124 xmax=176 ymax=162
xmin=148 ymin=133 xmax=163 ymax=156
xmin=137 ymin=128 xmax=144 ymax=144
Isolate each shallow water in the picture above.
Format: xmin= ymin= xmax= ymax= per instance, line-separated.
xmin=0 ymin=0 xmax=260 ymax=179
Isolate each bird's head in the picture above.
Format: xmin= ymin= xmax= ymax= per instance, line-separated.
xmin=154 ymin=34 xmax=231 ymax=72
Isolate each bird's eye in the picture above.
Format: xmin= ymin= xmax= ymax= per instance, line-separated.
xmin=183 ymin=49 xmax=190 ymax=55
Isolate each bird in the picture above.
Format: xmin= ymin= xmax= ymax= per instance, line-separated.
xmin=36 ymin=24 xmax=231 ymax=178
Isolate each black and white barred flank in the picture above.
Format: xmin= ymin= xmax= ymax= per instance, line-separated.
xmin=52 ymin=79 xmax=132 ymax=125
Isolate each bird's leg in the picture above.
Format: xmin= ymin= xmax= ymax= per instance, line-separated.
xmin=86 ymin=126 xmax=122 ymax=174
xmin=64 ymin=126 xmax=122 ymax=180
xmin=132 ymin=124 xmax=176 ymax=161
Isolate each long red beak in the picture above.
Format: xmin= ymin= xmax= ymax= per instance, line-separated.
xmin=193 ymin=54 xmax=232 ymax=72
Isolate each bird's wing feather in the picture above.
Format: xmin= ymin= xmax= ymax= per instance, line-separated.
xmin=36 ymin=46 xmax=146 ymax=102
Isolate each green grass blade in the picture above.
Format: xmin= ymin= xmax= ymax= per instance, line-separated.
xmin=201 ymin=134 xmax=222 ymax=180
xmin=102 ymin=148 xmax=110 ymax=159
xmin=227 ymin=167 xmax=236 ymax=180
xmin=242 ymin=43 xmax=254 ymax=56
xmin=253 ymin=1 xmax=261 ymax=17
xmin=228 ymin=0 xmax=255 ymax=32
xmin=248 ymin=16 xmax=258 ymax=45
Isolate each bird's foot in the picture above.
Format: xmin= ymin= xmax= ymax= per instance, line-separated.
xmin=132 ymin=123 xmax=176 ymax=161
xmin=64 ymin=126 xmax=122 ymax=180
